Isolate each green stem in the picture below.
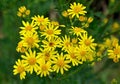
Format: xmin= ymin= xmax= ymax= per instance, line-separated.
xmin=57 ymin=65 xmax=84 ymax=80
xmin=101 ymin=29 xmax=120 ymax=38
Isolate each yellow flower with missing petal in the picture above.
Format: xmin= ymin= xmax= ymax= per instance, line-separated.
xmin=13 ymin=59 xmax=26 ymax=80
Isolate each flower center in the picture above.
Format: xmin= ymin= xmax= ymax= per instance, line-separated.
xmin=46 ymin=29 xmax=54 ymax=35
xmin=26 ymin=37 xmax=34 ymax=45
xmin=40 ymin=25 xmax=45 ymax=31
xmin=65 ymin=42 xmax=71 ymax=47
xmin=28 ymin=57 xmax=36 ymax=65
xmin=73 ymin=6 xmax=81 ymax=13
xmin=17 ymin=65 xmax=25 ymax=73
xmin=57 ymin=59 xmax=65 ymax=67
xmin=41 ymin=65 xmax=48 ymax=71
xmin=49 ymin=42 xmax=54 ymax=47
xmin=37 ymin=18 xmax=44 ymax=22
xmin=25 ymin=26 xmax=32 ymax=31
xmin=70 ymin=53 xmax=76 ymax=59
xmin=114 ymin=48 xmax=119 ymax=55
xmin=84 ymin=39 xmax=91 ymax=46
xmin=45 ymin=52 xmax=50 ymax=57
xmin=80 ymin=51 xmax=86 ymax=56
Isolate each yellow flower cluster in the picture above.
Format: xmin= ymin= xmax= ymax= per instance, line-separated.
xmin=17 ymin=6 xmax=30 ymax=17
xmin=97 ymin=35 xmax=120 ymax=63
xmin=13 ymin=2 xmax=97 ymax=80
xmin=62 ymin=3 xmax=93 ymax=28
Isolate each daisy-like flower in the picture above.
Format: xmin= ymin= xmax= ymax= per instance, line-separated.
xmin=20 ymin=20 xmax=38 ymax=35
xmin=42 ymin=37 xmax=62 ymax=50
xmin=76 ymin=45 xmax=94 ymax=62
xmin=13 ymin=59 xmax=26 ymax=80
xmin=79 ymin=32 xmax=97 ymax=50
xmin=37 ymin=59 xmax=53 ymax=77
xmin=16 ymin=41 xmax=27 ymax=53
xmin=31 ymin=15 xmax=50 ymax=26
xmin=41 ymin=23 xmax=61 ymax=40
xmin=38 ymin=48 xmax=57 ymax=62
xmin=20 ymin=32 xmax=40 ymax=48
xmin=70 ymin=26 xmax=86 ymax=36
xmin=65 ymin=46 xmax=82 ymax=66
xmin=108 ymin=44 xmax=120 ymax=63
xmin=67 ymin=2 xmax=87 ymax=18
xmin=52 ymin=53 xmax=71 ymax=74
xmin=61 ymin=35 xmax=71 ymax=51
xmin=21 ymin=49 xmax=40 ymax=74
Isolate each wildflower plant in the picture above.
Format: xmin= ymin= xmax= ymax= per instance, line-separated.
xmin=13 ymin=2 xmax=98 ymax=80
xmin=13 ymin=1 xmax=120 ymax=81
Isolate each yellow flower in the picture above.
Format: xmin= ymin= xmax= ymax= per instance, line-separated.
xmin=52 ymin=53 xmax=71 ymax=74
xmin=62 ymin=10 xmax=68 ymax=17
xmin=41 ymin=23 xmax=61 ymax=40
xmin=79 ymin=16 xmax=87 ymax=21
xmin=61 ymin=35 xmax=71 ymax=51
xmin=65 ymin=46 xmax=82 ymax=66
xmin=17 ymin=6 xmax=30 ymax=18
xmin=25 ymin=10 xmax=30 ymax=15
xmin=32 ymin=15 xmax=50 ymax=26
xmin=112 ymin=22 xmax=120 ymax=32
xmin=111 ymin=36 xmax=119 ymax=48
xmin=21 ymin=32 xmax=40 ymax=48
xmin=76 ymin=45 xmax=95 ymax=62
xmin=17 ymin=12 xmax=22 ymax=17
xmin=37 ymin=59 xmax=53 ymax=77
xmin=20 ymin=20 xmax=38 ymax=35
xmin=87 ymin=17 xmax=93 ymax=23
xmin=13 ymin=59 xmax=26 ymax=80
xmin=108 ymin=44 xmax=120 ymax=63
xmin=70 ymin=26 xmax=86 ymax=36
xmin=16 ymin=41 xmax=27 ymax=53
xmin=79 ymin=32 xmax=97 ymax=50
xmin=21 ymin=49 xmax=40 ymax=74
xmin=67 ymin=2 xmax=87 ymax=18
xmin=18 ymin=6 xmax=26 ymax=13
xmin=39 ymin=25 xmax=47 ymax=31
xmin=42 ymin=37 xmax=62 ymax=50
xmin=38 ymin=48 xmax=57 ymax=62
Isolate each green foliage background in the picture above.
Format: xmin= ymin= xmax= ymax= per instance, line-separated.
xmin=0 ymin=0 xmax=120 ymax=84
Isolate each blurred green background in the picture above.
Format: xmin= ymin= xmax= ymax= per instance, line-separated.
xmin=0 ymin=0 xmax=120 ymax=84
